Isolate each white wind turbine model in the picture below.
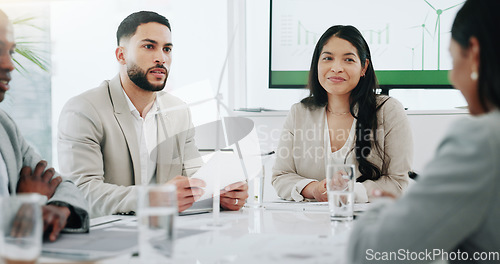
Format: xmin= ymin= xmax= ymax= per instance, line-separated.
xmin=161 ymin=21 xmax=261 ymax=227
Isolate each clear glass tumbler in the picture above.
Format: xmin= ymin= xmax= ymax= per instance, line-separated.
xmin=137 ymin=184 xmax=177 ymax=264
xmin=1 ymin=193 xmax=45 ymax=264
xmin=326 ymin=164 xmax=355 ymax=221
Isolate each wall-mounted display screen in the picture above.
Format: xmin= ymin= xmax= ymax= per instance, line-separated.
xmin=269 ymin=0 xmax=464 ymax=89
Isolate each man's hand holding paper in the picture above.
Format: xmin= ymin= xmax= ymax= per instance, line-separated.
xmin=220 ymin=181 xmax=248 ymax=211
xmin=191 ymin=152 xmax=249 ymax=210
xmin=166 ymin=176 xmax=206 ymax=212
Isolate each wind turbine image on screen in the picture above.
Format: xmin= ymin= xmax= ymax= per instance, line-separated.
xmin=270 ymin=0 xmax=465 ymax=87
xmin=424 ymin=0 xmax=464 ymax=70
xmin=408 ymin=13 xmax=432 ymax=70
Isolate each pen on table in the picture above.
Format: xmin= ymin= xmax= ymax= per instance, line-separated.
xmin=261 ymin=150 xmax=275 ymax=156
xmin=90 ymin=218 xmax=122 ymax=228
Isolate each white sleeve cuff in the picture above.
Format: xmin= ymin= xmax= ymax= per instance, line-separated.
xmin=354 ymin=182 xmax=369 ymax=203
xmin=291 ymin=179 xmax=317 ymax=202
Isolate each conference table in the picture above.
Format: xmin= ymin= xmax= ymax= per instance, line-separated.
xmin=41 ymin=202 xmax=358 ymax=264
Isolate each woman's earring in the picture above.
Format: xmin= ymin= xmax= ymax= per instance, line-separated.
xmin=471 ymin=71 xmax=478 ymax=81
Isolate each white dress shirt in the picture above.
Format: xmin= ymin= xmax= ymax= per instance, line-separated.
xmin=323 ymin=117 xmax=368 ymax=203
xmin=123 ymin=90 xmax=158 ymax=185
xmin=0 ymin=151 xmax=9 ymax=197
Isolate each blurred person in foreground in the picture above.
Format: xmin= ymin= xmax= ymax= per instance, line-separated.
xmin=0 ymin=9 xmax=89 ymax=241
xmin=348 ymin=0 xmax=500 ymax=263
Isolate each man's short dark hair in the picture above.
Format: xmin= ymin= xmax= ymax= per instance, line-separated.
xmin=116 ymin=11 xmax=171 ymax=45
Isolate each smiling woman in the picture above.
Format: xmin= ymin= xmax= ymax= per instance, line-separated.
xmin=317 ymin=36 xmax=368 ymax=97
xmin=272 ymin=25 xmax=413 ymax=204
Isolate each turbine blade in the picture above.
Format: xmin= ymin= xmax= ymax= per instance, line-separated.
xmin=443 ymin=2 xmax=465 ymax=11
xmin=183 ymin=97 xmax=214 ymax=109
xmin=216 ymin=23 xmax=239 ymax=96
xmin=424 ymin=0 xmax=437 ymax=11
xmin=424 ymin=26 xmax=432 ymax=36
xmin=218 ymin=100 xmax=231 ymax=113
xmin=434 ymin=15 xmax=439 ymax=36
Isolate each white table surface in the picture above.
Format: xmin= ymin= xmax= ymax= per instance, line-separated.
xmin=41 ymin=204 xmax=355 ymax=264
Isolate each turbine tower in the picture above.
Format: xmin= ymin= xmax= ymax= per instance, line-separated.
xmin=424 ymin=0 xmax=464 ymax=70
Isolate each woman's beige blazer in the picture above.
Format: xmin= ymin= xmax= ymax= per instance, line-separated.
xmin=272 ymin=96 xmax=413 ymax=202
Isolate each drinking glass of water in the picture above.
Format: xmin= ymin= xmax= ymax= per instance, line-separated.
xmin=326 ymin=164 xmax=355 ymax=221
xmin=1 ymin=193 xmax=45 ymax=264
xmin=137 ymin=184 xmax=177 ymax=263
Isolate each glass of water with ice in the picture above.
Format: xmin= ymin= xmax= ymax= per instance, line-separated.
xmin=137 ymin=184 xmax=177 ymax=263
xmin=326 ymin=164 xmax=355 ymax=221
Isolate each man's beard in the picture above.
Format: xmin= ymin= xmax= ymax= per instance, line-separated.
xmin=127 ymin=63 xmax=168 ymax=92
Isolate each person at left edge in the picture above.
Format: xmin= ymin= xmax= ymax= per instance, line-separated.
xmin=57 ymin=11 xmax=248 ymax=218
xmin=0 ymin=9 xmax=89 ymax=241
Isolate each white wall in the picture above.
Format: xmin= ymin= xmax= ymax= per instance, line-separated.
xmin=406 ymin=110 xmax=467 ymax=172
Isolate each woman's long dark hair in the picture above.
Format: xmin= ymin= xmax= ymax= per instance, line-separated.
xmin=451 ymin=0 xmax=500 ymax=111
xmin=301 ymin=25 xmax=387 ymax=182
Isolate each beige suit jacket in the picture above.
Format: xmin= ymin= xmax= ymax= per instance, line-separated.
xmin=58 ymin=76 xmax=203 ymax=217
xmin=272 ymin=96 xmax=413 ymax=202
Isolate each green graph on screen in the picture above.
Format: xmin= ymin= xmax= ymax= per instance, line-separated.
xmin=269 ymin=0 xmax=465 ymax=89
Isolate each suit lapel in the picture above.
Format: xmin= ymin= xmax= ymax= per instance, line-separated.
xmin=108 ymin=76 xmax=142 ymax=185
xmin=0 ymin=118 xmax=21 ymax=194
xmin=0 ymin=136 xmax=16 ymax=194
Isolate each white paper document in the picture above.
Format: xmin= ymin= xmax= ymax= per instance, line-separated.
xmin=192 ymin=151 xmax=248 ymax=200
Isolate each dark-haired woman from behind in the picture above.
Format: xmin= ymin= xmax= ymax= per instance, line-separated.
xmin=348 ymin=0 xmax=500 ymax=262
xmin=271 ymin=25 xmax=413 ymax=203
